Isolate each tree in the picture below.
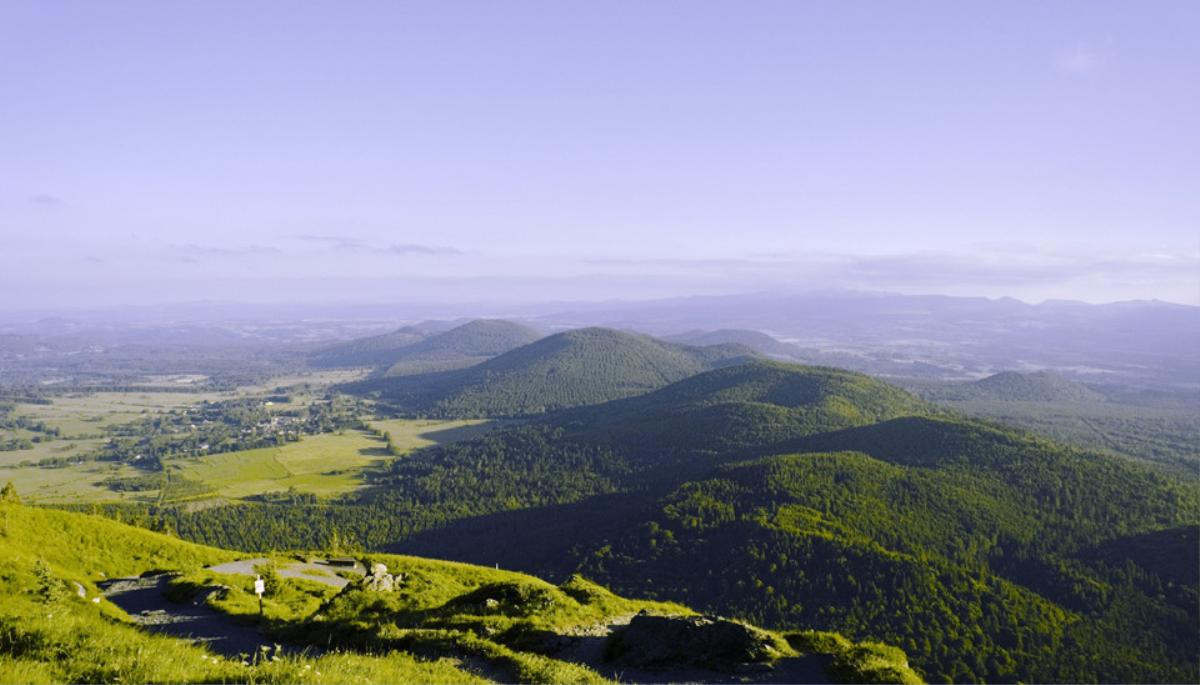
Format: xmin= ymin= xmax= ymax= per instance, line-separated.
xmin=34 ymin=559 xmax=66 ymax=604
xmin=253 ymin=561 xmax=283 ymax=597
xmin=0 ymin=481 xmax=19 ymax=504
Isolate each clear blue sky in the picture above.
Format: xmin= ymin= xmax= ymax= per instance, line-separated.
xmin=2 ymin=1 xmax=1197 ymax=307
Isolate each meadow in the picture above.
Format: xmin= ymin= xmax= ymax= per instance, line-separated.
xmin=0 ymin=418 xmax=502 ymax=505
xmin=10 ymin=390 xmax=235 ymax=438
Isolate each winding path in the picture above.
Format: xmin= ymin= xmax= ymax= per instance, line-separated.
xmin=101 ymin=574 xmax=274 ymax=658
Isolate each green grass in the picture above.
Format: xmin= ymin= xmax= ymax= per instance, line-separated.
xmin=787 ymin=631 xmax=922 ymax=685
xmin=0 ymin=438 xmax=106 ymax=468
xmin=1 ymin=418 xmax=504 ymax=505
xmin=0 ymin=500 xmax=916 ymax=684
xmin=169 ymin=421 xmax=505 ymax=500
xmin=368 ymin=418 xmax=505 ymax=452
xmin=11 ymin=391 xmax=233 ymax=439
xmin=169 ymin=431 xmax=386 ymax=500
xmin=0 ymin=594 xmax=485 ymax=685
xmin=0 ymin=461 xmax=152 ymax=505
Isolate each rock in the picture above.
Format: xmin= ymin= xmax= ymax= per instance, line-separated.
xmin=361 ymin=562 xmax=396 ymax=592
xmin=72 ymin=581 xmax=86 ymax=599
xmin=606 ymin=614 xmax=787 ymax=671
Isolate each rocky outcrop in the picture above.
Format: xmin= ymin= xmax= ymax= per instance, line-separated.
xmin=361 ymin=563 xmax=401 ymax=592
xmin=605 ymin=613 xmax=789 ymax=670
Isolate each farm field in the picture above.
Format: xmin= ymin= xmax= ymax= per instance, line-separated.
xmin=169 ymin=429 xmax=389 ymax=499
xmin=237 ymin=368 xmax=368 ymax=394
xmin=0 ymin=418 xmax=507 ymax=504
xmin=171 ymin=419 xmax=503 ymax=500
xmin=368 ymin=417 xmax=504 ymax=451
xmin=0 ymin=459 xmax=152 ymax=504
xmin=11 ymin=390 xmax=234 ymax=438
xmin=0 ymin=437 xmax=106 ymax=468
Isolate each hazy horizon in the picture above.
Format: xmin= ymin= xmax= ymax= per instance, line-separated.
xmin=3 ymin=1 xmax=1198 ymax=308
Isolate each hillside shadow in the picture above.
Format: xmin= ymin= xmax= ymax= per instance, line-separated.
xmin=389 ymin=491 xmax=660 ymax=580
xmin=414 ymin=420 xmax=511 ymax=446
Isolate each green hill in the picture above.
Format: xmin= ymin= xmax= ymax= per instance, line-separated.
xmin=663 ymin=329 xmax=800 ymax=359
xmin=923 ymin=371 xmax=1107 ymax=403
xmin=556 ymin=360 xmax=929 ymax=453
xmin=308 ymin=326 xmax=431 ymax=368
xmin=572 ymin=447 xmax=1197 ymax=683
xmin=309 ymin=319 xmax=542 ymax=373
xmin=0 ymin=495 xmax=918 ymax=684
xmin=379 ymin=319 xmax=545 ymax=376
xmin=346 ymin=327 xmax=758 ymax=418
xmin=67 ymin=356 xmax=1200 ymax=683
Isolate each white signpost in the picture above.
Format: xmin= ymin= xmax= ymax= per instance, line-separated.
xmin=254 ymin=575 xmax=265 ymax=616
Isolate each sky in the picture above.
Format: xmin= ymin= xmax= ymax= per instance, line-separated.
xmin=1 ymin=1 xmax=1198 ymax=309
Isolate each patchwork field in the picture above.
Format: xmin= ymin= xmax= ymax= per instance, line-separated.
xmin=172 ymin=419 xmax=503 ymax=500
xmin=170 ymin=430 xmax=388 ymax=499
xmin=0 ymin=437 xmax=106 ymax=468
xmin=11 ymin=390 xmax=233 ymax=438
xmin=0 ymin=459 xmax=153 ymax=504
xmin=0 ymin=418 xmax=505 ymax=504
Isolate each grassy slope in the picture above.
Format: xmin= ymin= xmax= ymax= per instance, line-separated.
xmin=0 ymin=499 xmax=919 ymax=684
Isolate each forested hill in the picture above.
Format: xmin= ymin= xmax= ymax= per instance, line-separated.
xmin=308 ymin=325 xmax=430 ymax=367
xmin=78 ymin=358 xmax=1199 ymax=683
xmin=662 ymin=329 xmax=800 ymax=359
xmin=342 ymin=327 xmax=759 ymax=417
xmin=551 ymin=360 xmax=930 ymax=453
xmin=308 ymin=319 xmax=542 ymax=373
xmin=379 ymin=319 xmax=544 ymax=376
xmin=918 ymin=370 xmax=1107 ymax=403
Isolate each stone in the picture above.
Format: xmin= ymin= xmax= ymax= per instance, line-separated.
xmin=361 ymin=562 xmax=396 ymax=592
xmin=606 ymin=613 xmax=786 ymax=671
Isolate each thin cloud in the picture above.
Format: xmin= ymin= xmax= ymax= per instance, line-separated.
xmin=170 ymin=244 xmax=282 ymax=258
xmin=293 ymin=234 xmax=464 ymax=256
xmin=579 ymin=248 xmax=1200 ymax=291
xmin=386 ymin=243 xmax=464 ymax=256
xmin=1054 ymin=44 xmax=1100 ymax=76
xmin=29 ymin=194 xmax=62 ymax=207
xmin=295 ymin=234 xmax=369 ymax=250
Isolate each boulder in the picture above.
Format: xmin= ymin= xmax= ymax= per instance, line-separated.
xmin=606 ymin=613 xmax=787 ymax=670
xmin=361 ymin=562 xmax=396 ymax=592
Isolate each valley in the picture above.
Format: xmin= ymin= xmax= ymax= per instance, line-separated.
xmin=1 ymin=311 xmax=1196 ymax=684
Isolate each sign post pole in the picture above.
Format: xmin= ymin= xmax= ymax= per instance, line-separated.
xmin=254 ymin=575 xmax=265 ymax=618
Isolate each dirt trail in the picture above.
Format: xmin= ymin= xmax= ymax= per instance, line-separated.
xmin=101 ymin=574 xmax=275 ymax=659
xmin=208 ymin=557 xmax=364 ymax=588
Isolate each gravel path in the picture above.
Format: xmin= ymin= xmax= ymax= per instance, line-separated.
xmin=208 ymin=557 xmax=363 ymax=588
xmin=101 ymin=574 xmax=274 ymax=659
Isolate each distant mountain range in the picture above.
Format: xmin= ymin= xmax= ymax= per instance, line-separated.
xmin=310 ymin=319 xmax=543 ymax=374
xmin=532 ymin=291 xmax=1200 ymax=390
